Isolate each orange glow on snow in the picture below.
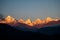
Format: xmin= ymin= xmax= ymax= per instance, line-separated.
xmin=5 ymin=16 xmax=16 ymax=24
xmin=18 ymin=19 xmax=25 ymax=23
xmin=25 ymin=19 xmax=33 ymax=26
xmin=45 ymin=17 xmax=54 ymax=23
xmin=0 ymin=15 xmax=60 ymax=26
xmin=33 ymin=18 xmax=42 ymax=25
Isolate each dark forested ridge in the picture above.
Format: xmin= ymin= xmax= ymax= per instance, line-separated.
xmin=0 ymin=23 xmax=60 ymax=39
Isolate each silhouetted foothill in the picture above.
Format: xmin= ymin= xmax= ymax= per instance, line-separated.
xmin=0 ymin=23 xmax=60 ymax=39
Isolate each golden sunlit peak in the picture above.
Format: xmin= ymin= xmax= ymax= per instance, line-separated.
xmin=53 ymin=19 xmax=59 ymax=21
xmin=46 ymin=17 xmax=60 ymax=21
xmin=25 ymin=19 xmax=33 ymax=26
xmin=18 ymin=19 xmax=25 ymax=23
xmin=46 ymin=17 xmax=53 ymax=20
xmin=25 ymin=19 xmax=32 ymax=24
xmin=35 ymin=18 xmax=41 ymax=21
xmin=45 ymin=17 xmax=53 ymax=23
xmin=6 ymin=15 xmax=11 ymax=18
xmin=5 ymin=15 xmax=16 ymax=23
xmin=35 ymin=18 xmax=42 ymax=21
xmin=34 ymin=18 xmax=42 ymax=24
xmin=5 ymin=15 xmax=14 ymax=20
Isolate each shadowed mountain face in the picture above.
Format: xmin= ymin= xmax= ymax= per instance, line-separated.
xmin=0 ymin=23 xmax=48 ymax=39
xmin=38 ymin=25 xmax=60 ymax=35
xmin=0 ymin=23 xmax=60 ymax=39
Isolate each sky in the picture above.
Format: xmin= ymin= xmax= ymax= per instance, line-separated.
xmin=0 ymin=0 xmax=60 ymax=21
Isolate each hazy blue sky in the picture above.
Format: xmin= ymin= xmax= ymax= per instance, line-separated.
xmin=0 ymin=0 xmax=60 ymax=20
